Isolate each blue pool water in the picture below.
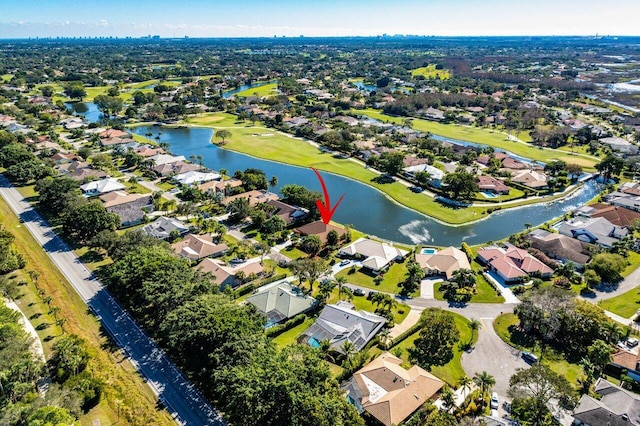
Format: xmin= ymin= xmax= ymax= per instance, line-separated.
xmin=481 ymin=191 xmax=498 ymax=198
xmin=420 ymin=248 xmax=438 ymax=255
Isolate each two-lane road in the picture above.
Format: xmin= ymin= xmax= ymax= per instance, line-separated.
xmin=0 ymin=175 xmax=225 ymax=426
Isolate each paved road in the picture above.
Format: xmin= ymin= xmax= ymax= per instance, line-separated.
xmin=580 ymin=266 xmax=640 ymax=303
xmin=0 ymin=175 xmax=225 ymax=426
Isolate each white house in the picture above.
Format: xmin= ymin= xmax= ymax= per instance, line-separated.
xmin=402 ymin=164 xmax=445 ymax=188
xmin=80 ymin=178 xmax=125 ymax=196
xmin=599 ymin=136 xmax=639 ymax=155
xmin=173 ymin=171 xmax=221 ymax=186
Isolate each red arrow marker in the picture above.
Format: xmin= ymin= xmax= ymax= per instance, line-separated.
xmin=312 ymin=167 xmax=345 ymax=225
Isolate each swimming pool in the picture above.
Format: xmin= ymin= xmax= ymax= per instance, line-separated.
xmin=420 ymin=247 xmax=438 ymax=255
xmin=481 ymin=191 xmax=498 ymax=198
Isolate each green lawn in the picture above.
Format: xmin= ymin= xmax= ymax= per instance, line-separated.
xmin=356 ymin=109 xmax=599 ymax=171
xmin=393 ymin=311 xmax=475 ymax=386
xmin=433 ymin=275 xmax=505 ymax=304
xmin=1 ymin=73 xmax=13 ymax=82
xmin=271 ymin=317 xmax=314 ymax=348
xmin=622 ymin=252 xmax=640 ymax=278
xmin=335 ymin=262 xmax=409 ymax=294
xmin=233 ymin=82 xmax=279 ymax=98
xmin=411 ymin=65 xmax=451 ymax=80
xmin=598 ymin=285 xmax=640 ymax=319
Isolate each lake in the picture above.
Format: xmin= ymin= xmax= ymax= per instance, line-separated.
xmin=65 ymin=101 xmax=102 ymax=123
xmin=132 ymin=126 xmax=601 ymax=246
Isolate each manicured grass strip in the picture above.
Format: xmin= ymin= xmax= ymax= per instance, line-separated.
xmin=356 ymin=108 xmax=598 ymax=171
xmin=598 ymin=285 xmax=640 ymax=319
xmin=0 ymin=194 xmax=174 ymax=426
xmin=271 ymin=317 xmax=314 ymax=348
xmin=622 ymin=252 xmax=640 ymax=278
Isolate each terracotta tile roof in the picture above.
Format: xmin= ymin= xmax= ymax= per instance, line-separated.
xmin=588 ymin=203 xmax=640 ymax=228
xmin=345 ymin=352 xmax=444 ymax=426
xmin=294 ymin=220 xmax=344 ymax=244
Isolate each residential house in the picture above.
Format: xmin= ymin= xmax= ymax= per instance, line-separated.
xmin=134 ymin=146 xmax=165 ymax=157
xmin=599 ymin=136 xmax=639 ymax=155
xmin=341 ymin=352 xmax=444 ymax=426
xmin=67 ymin=167 xmax=108 ymax=181
xmin=100 ymin=136 xmax=136 ymax=147
xmin=477 ymin=175 xmax=511 ymax=194
xmin=576 ymin=203 xmax=640 ymax=228
xmin=245 ymin=279 xmax=317 ymax=326
xmin=609 ymin=195 xmax=640 ymax=213
xmin=153 ymin=160 xmax=200 ymax=177
xmin=99 ymin=129 xmax=130 ymax=139
xmin=265 ymin=199 xmax=308 ymax=226
xmin=510 ymin=169 xmax=548 ymax=189
xmin=80 ymin=178 xmax=126 ymax=196
xmin=610 ymin=347 xmax=640 ymax=384
xmin=142 ymin=216 xmax=189 ymax=240
xmin=339 ymin=238 xmax=409 ymax=275
xmin=222 ymin=190 xmax=280 ymax=207
xmin=477 ymin=152 xmax=509 ymax=167
xmin=620 ymin=182 xmax=640 ymax=197
xmin=300 ymin=301 xmax=386 ymax=353
xmin=294 ymin=220 xmax=345 ymax=244
xmin=197 ymin=258 xmax=264 ymax=288
xmin=402 ymin=164 xmax=445 ymax=188
xmin=171 ymin=234 xmax=229 ymax=260
xmin=415 ymin=246 xmax=471 ymax=280
xmin=477 ymin=243 xmax=554 ymax=283
xmin=420 ymin=107 xmax=445 ymax=121
xmin=173 ymin=171 xmax=220 ymax=186
xmin=150 ymin=153 xmax=187 ymax=166
xmin=573 ymin=378 xmax=640 ymax=426
xmin=558 ymin=216 xmax=628 ymax=248
xmin=99 ymin=191 xmax=152 ymax=227
xmin=525 ymin=229 xmax=592 ymax=268
xmin=198 ymin=178 xmax=243 ymax=195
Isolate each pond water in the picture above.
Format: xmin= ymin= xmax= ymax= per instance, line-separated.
xmin=65 ymin=102 xmax=102 ymax=123
xmin=132 ymin=126 xmax=601 ymax=246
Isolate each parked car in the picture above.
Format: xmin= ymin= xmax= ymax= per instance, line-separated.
xmin=353 ymin=288 xmax=365 ymax=296
xmin=490 ymin=392 xmax=499 ymax=410
xmin=339 ymin=259 xmax=351 ymax=267
xmin=229 ymin=257 xmax=245 ymax=265
xmin=522 ymin=352 xmax=539 ymax=364
xmin=627 ymin=337 xmax=639 ymax=348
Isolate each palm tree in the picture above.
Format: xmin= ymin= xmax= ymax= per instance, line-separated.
xmin=469 ymin=318 xmax=481 ymax=345
xmin=341 ymin=341 xmax=357 ymax=371
xmin=458 ymin=375 xmax=472 ymax=398
xmin=335 ymin=275 xmax=347 ymax=300
xmin=473 ymin=371 xmax=495 ymax=398
xmin=57 ymin=317 xmax=67 ymax=335
xmin=452 ymin=268 xmax=477 ymax=288
xmin=603 ymin=322 xmax=622 ymax=344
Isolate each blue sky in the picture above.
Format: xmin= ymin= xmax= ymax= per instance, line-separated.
xmin=0 ymin=0 xmax=638 ymax=38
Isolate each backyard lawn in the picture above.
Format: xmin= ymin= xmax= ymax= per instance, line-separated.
xmin=233 ymin=82 xmax=279 ymax=98
xmin=335 ymin=261 xmax=409 ymax=295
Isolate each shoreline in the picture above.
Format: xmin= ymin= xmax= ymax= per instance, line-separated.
xmin=130 ymin=120 xmax=597 ymax=228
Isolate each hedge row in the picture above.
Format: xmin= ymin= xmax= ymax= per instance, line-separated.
xmin=266 ymin=313 xmax=307 ymax=338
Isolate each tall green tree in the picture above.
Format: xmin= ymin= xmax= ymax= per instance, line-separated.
xmin=442 ymin=168 xmax=479 ymax=200
xmin=62 ymin=201 xmax=120 ymax=243
xmin=409 ymin=308 xmax=459 ymax=369
xmin=508 ymin=364 xmax=574 ymax=425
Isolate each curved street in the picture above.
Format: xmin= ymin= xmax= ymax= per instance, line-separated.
xmin=0 ymin=175 xmax=225 ymax=426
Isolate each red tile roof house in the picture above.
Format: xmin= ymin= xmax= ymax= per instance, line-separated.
xmin=477 ymin=243 xmax=554 ymax=284
xmin=477 ymin=175 xmax=511 ymax=194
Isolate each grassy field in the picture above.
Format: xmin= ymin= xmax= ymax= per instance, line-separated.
xmin=233 ymin=82 xmax=279 ymax=98
xmin=0 ymin=194 xmax=174 ymax=426
xmin=622 ymin=252 xmax=640 ymax=277
xmin=183 ymin=113 xmax=493 ymax=224
xmin=1 ymin=73 xmax=13 ymax=82
xmin=433 ymin=274 xmax=505 ymax=304
xmin=356 ymin=109 xmax=599 ymax=171
xmin=411 ymin=65 xmax=451 ymax=80
xmin=394 ymin=311 xmax=475 ymax=386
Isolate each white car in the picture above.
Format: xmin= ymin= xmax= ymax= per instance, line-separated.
xmin=490 ymin=392 xmax=499 ymax=410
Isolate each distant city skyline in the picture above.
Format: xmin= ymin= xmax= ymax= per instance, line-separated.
xmin=1 ymin=0 xmax=639 ymax=39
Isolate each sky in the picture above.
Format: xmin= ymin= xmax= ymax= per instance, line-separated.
xmin=0 ymin=0 xmax=638 ymax=39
